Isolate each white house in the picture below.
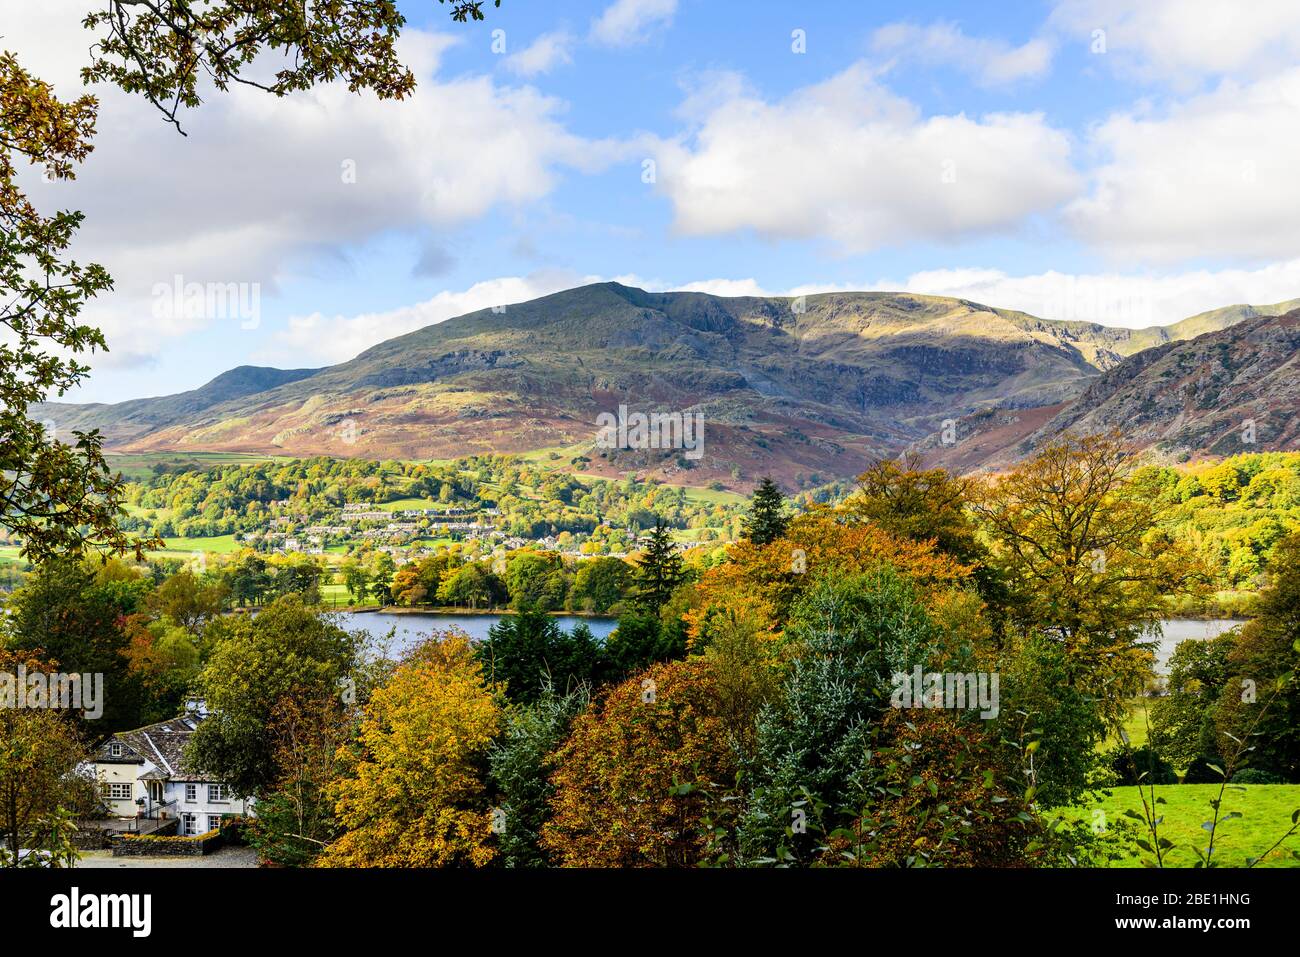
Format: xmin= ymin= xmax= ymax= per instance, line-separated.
xmin=88 ymin=705 xmax=253 ymax=836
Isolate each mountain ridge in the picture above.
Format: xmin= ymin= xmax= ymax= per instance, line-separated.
xmin=36 ymin=284 xmax=1299 ymax=484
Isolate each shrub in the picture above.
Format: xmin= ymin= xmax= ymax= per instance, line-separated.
xmin=1230 ymin=768 xmax=1282 ymax=785
xmin=1108 ymin=745 xmax=1177 ymax=786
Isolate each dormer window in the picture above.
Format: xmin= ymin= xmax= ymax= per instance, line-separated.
xmin=109 ymin=742 xmax=123 ymax=757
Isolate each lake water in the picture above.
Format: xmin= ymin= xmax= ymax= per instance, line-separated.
xmin=334 ymin=610 xmax=617 ymax=651
xmin=1155 ymin=618 xmax=1246 ymax=672
xmin=332 ymin=612 xmax=1243 ymax=671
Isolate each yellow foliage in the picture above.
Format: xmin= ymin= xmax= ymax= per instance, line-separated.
xmin=317 ymin=635 xmax=500 ymax=867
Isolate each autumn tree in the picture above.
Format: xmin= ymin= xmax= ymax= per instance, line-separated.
xmin=541 ymin=658 xmax=737 ymax=867
xmin=319 ymin=634 xmax=500 ymax=868
xmin=972 ymin=434 xmax=1208 ymax=723
xmin=848 ymin=457 xmax=985 ymax=562
xmin=249 ymin=692 xmax=354 ymax=867
xmin=0 ymin=651 xmax=94 ymax=867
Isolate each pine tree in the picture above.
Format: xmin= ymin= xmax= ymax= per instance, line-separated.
xmin=743 ymin=476 xmax=789 ymax=545
xmin=633 ymin=519 xmax=686 ymax=613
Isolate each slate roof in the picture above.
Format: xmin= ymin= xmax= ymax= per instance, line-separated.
xmin=91 ymin=712 xmax=210 ymax=782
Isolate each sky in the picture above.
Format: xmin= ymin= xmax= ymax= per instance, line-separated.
xmin=10 ymin=0 xmax=1300 ymax=402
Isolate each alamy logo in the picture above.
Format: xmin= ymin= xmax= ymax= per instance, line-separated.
xmin=890 ymin=667 xmax=999 ymax=719
xmin=50 ymin=888 xmax=151 ymax=937
xmin=151 ymin=274 xmax=260 ymax=329
xmin=1 ymin=665 xmax=103 ymax=720
xmin=595 ymin=405 xmax=705 ymax=460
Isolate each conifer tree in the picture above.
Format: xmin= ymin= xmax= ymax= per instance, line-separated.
xmin=633 ymin=519 xmax=686 ymax=613
xmin=743 ymin=476 xmax=790 ymax=545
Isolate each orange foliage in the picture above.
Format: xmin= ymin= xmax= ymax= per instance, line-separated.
xmin=687 ymin=511 xmax=973 ymax=647
xmin=541 ymin=658 xmax=737 ymax=867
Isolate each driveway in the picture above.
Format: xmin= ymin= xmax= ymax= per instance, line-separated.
xmin=75 ymin=846 xmax=259 ymax=868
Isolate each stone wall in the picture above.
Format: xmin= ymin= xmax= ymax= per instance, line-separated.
xmin=110 ymin=826 xmax=223 ymax=858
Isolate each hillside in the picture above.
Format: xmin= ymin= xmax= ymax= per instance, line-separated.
xmin=35 ymin=284 xmax=1294 ymax=485
xmin=918 ymin=312 xmax=1300 ymax=470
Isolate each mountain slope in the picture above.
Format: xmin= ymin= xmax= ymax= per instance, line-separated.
xmin=36 ymin=284 xmax=1294 ymax=484
xmin=40 ymin=366 xmax=321 ymax=446
xmin=918 ymin=311 xmax=1300 ymax=470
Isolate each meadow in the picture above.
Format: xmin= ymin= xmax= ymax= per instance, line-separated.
xmin=1067 ymin=785 xmax=1300 ymax=868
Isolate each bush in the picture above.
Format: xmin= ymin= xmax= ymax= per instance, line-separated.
xmin=1109 ymin=745 xmax=1177 ymax=786
xmin=1230 ymin=768 xmax=1282 ymax=785
xmin=1181 ymin=755 xmax=1225 ymax=784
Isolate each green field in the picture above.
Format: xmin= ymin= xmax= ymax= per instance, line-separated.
xmin=107 ymin=451 xmax=287 ymax=481
xmin=681 ymin=486 xmax=748 ymax=505
xmin=378 ymin=498 xmax=446 ymax=512
xmin=150 ymin=534 xmax=242 ymax=557
xmin=319 ymin=581 xmax=378 ymax=608
xmin=1064 ymin=785 xmax=1300 ymax=867
xmin=1105 ymin=698 xmax=1152 ymax=750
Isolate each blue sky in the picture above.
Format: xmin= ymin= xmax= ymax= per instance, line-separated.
xmin=13 ymin=0 xmax=1300 ymax=402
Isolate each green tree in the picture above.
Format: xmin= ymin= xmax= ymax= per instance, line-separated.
xmin=3 ymin=558 xmax=150 ymax=731
xmin=187 ymin=595 xmax=359 ymax=797
xmin=743 ymin=477 xmax=790 ymax=546
xmin=570 ymin=556 xmax=632 ymax=614
xmin=475 ymin=609 xmax=601 ymax=704
xmin=632 ymin=519 xmax=685 ymax=615
xmin=739 ymin=567 xmax=937 ymax=864
xmin=487 ymin=685 xmax=587 ymax=867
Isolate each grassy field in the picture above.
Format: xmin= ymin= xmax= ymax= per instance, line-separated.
xmin=1105 ymin=698 xmax=1152 ymax=750
xmin=319 ymin=581 xmax=378 ymax=607
xmin=149 ymin=534 xmax=242 ymax=557
xmin=1064 ymin=784 xmax=1300 ymax=867
xmin=107 ymin=451 xmax=286 ymax=481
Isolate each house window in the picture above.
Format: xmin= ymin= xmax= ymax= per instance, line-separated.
xmin=104 ymin=783 xmax=131 ymax=801
xmin=109 ymin=742 xmax=123 ymax=757
xmin=185 ymin=783 xmax=197 ymax=802
xmin=207 ymin=815 xmax=223 ymax=833
xmin=208 ymin=784 xmax=229 ymax=803
xmin=181 ymin=813 xmax=198 ymax=836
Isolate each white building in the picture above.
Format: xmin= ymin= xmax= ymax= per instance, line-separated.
xmin=88 ymin=706 xmax=253 ymax=836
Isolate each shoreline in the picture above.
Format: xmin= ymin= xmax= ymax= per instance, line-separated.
xmin=337 ymin=605 xmax=616 ymax=619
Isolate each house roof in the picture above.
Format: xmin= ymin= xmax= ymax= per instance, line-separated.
xmin=91 ymin=712 xmax=210 ymax=782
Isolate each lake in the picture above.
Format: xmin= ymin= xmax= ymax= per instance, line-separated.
xmin=334 ymin=610 xmax=617 ymax=651
xmin=1155 ymin=618 xmax=1246 ymax=672
xmin=332 ymin=612 xmax=1243 ymax=671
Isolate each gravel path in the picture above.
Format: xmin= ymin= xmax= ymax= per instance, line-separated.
xmin=75 ymin=846 xmax=259 ymax=868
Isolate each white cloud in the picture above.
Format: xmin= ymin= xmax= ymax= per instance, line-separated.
xmin=1065 ymin=68 xmax=1300 ymax=262
xmin=590 ymin=0 xmax=677 ymax=47
xmin=653 ymin=62 xmax=1080 ymax=253
xmin=871 ymin=21 xmax=1054 ymax=86
xmin=264 ymin=258 xmax=1300 ymax=371
xmin=1051 ymin=0 xmax=1300 ymax=86
xmin=505 ymin=31 xmax=574 ymax=77
xmin=263 ymin=271 xmax=603 ymax=365
xmin=2 ymin=1 xmax=624 ymax=369
xmin=892 ymin=262 xmax=1300 ymax=328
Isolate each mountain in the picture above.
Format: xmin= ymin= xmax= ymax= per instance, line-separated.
xmin=36 ymin=283 xmax=1295 ymax=485
xmin=40 ymin=366 xmax=321 ymax=447
xmin=917 ymin=311 xmax=1300 ymax=471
